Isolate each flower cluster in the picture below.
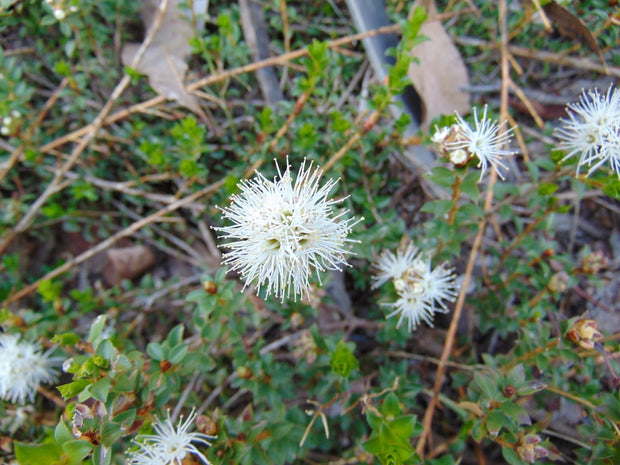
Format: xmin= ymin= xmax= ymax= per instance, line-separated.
xmin=0 ymin=334 xmax=60 ymax=404
xmin=215 ymin=158 xmax=361 ymax=301
xmin=1 ymin=110 xmax=21 ymax=136
xmin=128 ymin=410 xmax=216 ymax=465
xmin=433 ymin=106 xmax=515 ymax=180
xmin=372 ymin=243 xmax=458 ymax=331
xmin=44 ymin=0 xmax=78 ymax=21
xmin=555 ymin=84 xmax=620 ymax=178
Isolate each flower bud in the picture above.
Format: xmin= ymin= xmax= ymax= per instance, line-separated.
xmin=566 ymin=318 xmax=603 ymax=350
xmin=502 ymin=385 xmax=516 ymax=398
xmin=53 ymin=8 xmax=66 ymax=20
xmin=516 ymin=434 xmax=549 ymax=463
xmin=547 ymin=271 xmax=569 ymax=294
xmin=202 ymin=280 xmax=218 ymax=295
xmin=449 ymin=148 xmax=469 ymax=166
xmin=582 ymin=250 xmax=607 ymax=275
xmin=236 ymin=366 xmax=252 ymax=379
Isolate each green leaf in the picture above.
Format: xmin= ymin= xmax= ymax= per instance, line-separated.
xmin=113 ymin=408 xmax=137 ymax=427
xmin=498 ymin=402 xmax=530 ymax=426
xmin=538 ymin=182 xmax=559 ymax=196
xmin=427 ymin=166 xmax=456 ymax=188
xmin=362 ymin=435 xmax=383 ymax=455
xmin=167 ymin=324 xmax=185 ymax=346
xmin=51 ymin=332 xmax=81 ymax=346
xmin=100 ymin=422 xmax=124 ymax=447
xmin=89 ymin=377 xmax=111 ymax=403
xmin=366 ymin=411 xmax=382 ymax=432
xmin=88 ymin=315 xmax=107 ymax=343
xmin=95 ymin=339 xmax=115 ymax=360
xmin=168 ymin=344 xmax=188 ymax=365
xmin=390 ymin=415 xmax=416 ymax=439
xmin=502 ymin=446 xmax=526 ymax=465
xmin=14 ymin=440 xmax=63 ymax=465
xmin=329 ymin=341 xmax=359 ymax=378
xmin=147 ymin=342 xmax=166 ymax=362
xmin=506 ymin=364 xmax=525 ymax=387
xmin=515 ymin=380 xmax=547 ymax=396
xmin=91 ymin=445 xmax=113 ymax=465
xmin=420 ymin=199 xmax=454 ymax=217
xmin=62 ymin=439 xmax=94 ymax=465
xmin=403 ymin=6 xmax=427 ymax=43
xmin=381 ymin=392 xmax=401 ymax=419
xmin=456 ymin=203 xmax=483 ymax=220
xmin=485 ymin=410 xmax=508 ymax=437
xmin=473 ymin=372 xmax=499 ymax=400
xmin=54 ymin=419 xmax=74 ymax=445
xmin=38 ymin=279 xmax=63 ymax=302
xmin=379 ymin=422 xmax=399 ymax=444
xmin=460 ymin=171 xmax=480 ymax=202
xmin=57 ymin=380 xmax=90 ymax=399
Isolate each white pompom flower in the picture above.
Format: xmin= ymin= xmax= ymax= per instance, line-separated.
xmin=373 ymin=244 xmax=458 ymax=331
xmin=447 ymin=106 xmax=516 ymax=180
xmin=215 ymin=158 xmax=361 ymax=302
xmin=0 ymin=334 xmax=60 ymax=404
xmin=128 ymin=409 xmax=215 ymax=465
xmin=555 ymin=84 xmax=620 ymax=178
xmin=372 ymin=243 xmax=420 ymax=289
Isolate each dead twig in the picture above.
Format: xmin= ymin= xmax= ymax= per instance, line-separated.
xmin=3 ymin=178 xmax=224 ymax=306
xmin=0 ymin=0 xmax=172 ymax=256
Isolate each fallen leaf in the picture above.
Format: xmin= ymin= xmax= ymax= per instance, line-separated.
xmin=122 ymin=0 xmax=207 ymax=119
xmin=103 ymin=245 xmax=156 ymax=286
xmin=542 ymin=1 xmax=601 ymax=54
xmin=407 ymin=0 xmax=470 ymax=129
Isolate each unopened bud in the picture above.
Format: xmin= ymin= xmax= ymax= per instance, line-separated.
xmin=236 ymin=366 xmax=252 ymax=379
xmin=53 ymin=8 xmax=66 ymax=20
xmin=503 ymin=385 xmax=516 ymax=398
xmin=203 ymin=280 xmax=218 ymax=295
xmin=547 ymin=271 xmax=569 ymax=294
xmin=290 ymin=312 xmax=304 ymax=329
xmin=566 ymin=318 xmax=603 ymax=350
xmin=582 ymin=251 xmax=607 ymax=275
xmin=516 ymin=434 xmax=549 ymax=464
xmin=449 ymin=148 xmax=469 ymax=166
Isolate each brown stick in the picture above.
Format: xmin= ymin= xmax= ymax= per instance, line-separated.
xmin=415 ymin=0 xmax=512 ymax=457
xmin=3 ymin=179 xmax=223 ymax=305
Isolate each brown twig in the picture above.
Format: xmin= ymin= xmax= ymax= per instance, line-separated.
xmin=0 ymin=78 xmax=69 ymax=184
xmin=455 ymin=36 xmax=620 ymax=77
xmin=3 ymin=178 xmax=223 ymax=305
xmin=0 ymin=0 xmax=171 ymax=256
xmin=415 ymin=0 xmax=512 ymax=456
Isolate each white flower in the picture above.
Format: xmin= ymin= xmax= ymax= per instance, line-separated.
xmin=555 ymin=85 xmax=620 ymax=177
xmin=413 ymin=256 xmax=458 ymax=314
xmin=384 ymin=283 xmax=437 ymax=331
xmin=0 ymin=334 xmax=60 ymax=404
xmin=128 ymin=410 xmax=215 ymax=465
xmin=215 ymin=158 xmax=361 ymax=301
xmin=372 ymin=243 xmax=420 ymax=289
xmin=53 ymin=7 xmax=66 ymax=20
xmin=373 ymin=245 xmax=458 ymax=331
xmin=448 ymin=106 xmax=515 ymax=180
xmin=431 ymin=126 xmax=451 ymax=144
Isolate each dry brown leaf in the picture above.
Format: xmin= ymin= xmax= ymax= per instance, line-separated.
xmin=122 ymin=0 xmax=207 ymax=119
xmin=542 ymin=1 xmax=601 ymax=54
xmin=407 ymin=0 xmax=470 ymax=129
xmin=103 ymin=245 xmax=156 ymax=286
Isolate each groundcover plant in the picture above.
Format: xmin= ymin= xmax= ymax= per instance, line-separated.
xmin=0 ymin=1 xmax=619 ymax=464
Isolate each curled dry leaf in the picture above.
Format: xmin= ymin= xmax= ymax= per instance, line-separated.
xmin=407 ymin=0 xmax=470 ymax=129
xmin=122 ymin=0 xmax=207 ymax=119
xmin=103 ymin=245 xmax=156 ymax=286
xmin=541 ymin=1 xmax=602 ymax=55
